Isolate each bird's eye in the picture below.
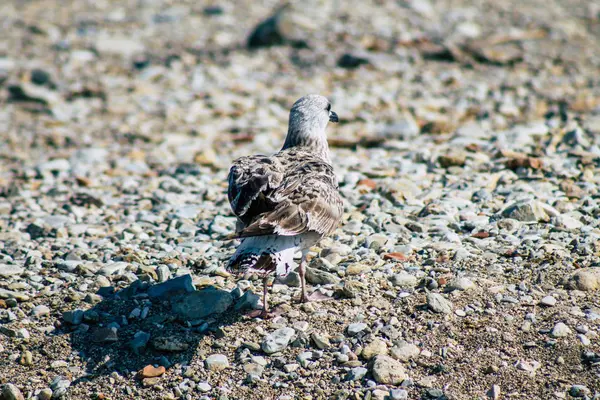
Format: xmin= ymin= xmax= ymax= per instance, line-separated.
xmin=326 ymin=103 xmax=331 ymax=112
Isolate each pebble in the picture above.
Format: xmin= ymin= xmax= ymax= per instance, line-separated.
xmin=362 ymin=338 xmax=388 ymax=360
xmin=550 ymin=323 xmax=572 ymax=338
xmin=371 ymin=355 xmax=407 ymax=385
xmin=0 ymin=384 xmax=24 ymax=400
xmin=426 ymin=293 xmax=453 ymax=314
xmin=204 ymin=354 xmax=229 ymax=371
xmin=346 ymin=366 xmax=368 ymax=381
xmin=139 ymin=365 xmax=166 ymax=378
xmin=347 ymin=323 xmax=368 ymax=336
xmin=540 ymin=296 xmax=557 ymax=306
xmin=261 ymin=327 xmax=295 ymax=354
xmin=390 ymin=341 xmax=420 ymax=362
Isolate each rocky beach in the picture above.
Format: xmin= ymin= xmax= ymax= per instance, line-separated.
xmin=0 ymin=0 xmax=599 ymax=399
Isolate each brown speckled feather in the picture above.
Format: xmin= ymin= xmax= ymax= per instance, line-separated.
xmin=228 ymin=148 xmax=343 ymax=239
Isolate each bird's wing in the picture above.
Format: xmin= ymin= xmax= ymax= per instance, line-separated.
xmin=235 ymin=160 xmax=343 ymax=238
xmin=227 ymin=155 xmax=284 ymax=222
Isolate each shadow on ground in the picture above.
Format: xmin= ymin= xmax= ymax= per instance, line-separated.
xmin=55 ymin=274 xmax=255 ymax=386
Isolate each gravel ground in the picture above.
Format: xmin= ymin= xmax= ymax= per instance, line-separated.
xmin=1 ymin=0 xmax=600 ymax=399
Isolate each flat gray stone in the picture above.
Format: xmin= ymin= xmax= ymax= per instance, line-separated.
xmin=427 ymin=293 xmax=453 ymax=314
xmin=171 ymin=287 xmax=233 ymax=320
xmin=261 ymin=327 xmax=295 ymax=354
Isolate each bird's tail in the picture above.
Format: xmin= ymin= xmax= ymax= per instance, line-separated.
xmin=227 ymin=235 xmax=298 ymax=277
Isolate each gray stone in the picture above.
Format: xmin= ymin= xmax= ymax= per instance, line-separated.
xmin=171 ymin=287 xmax=233 ymax=320
xmin=197 ymin=382 xmax=211 ymax=393
xmin=63 ymin=310 xmax=84 ymax=325
xmin=91 ymin=327 xmax=118 ymax=343
xmin=347 ymin=322 xmax=368 ymax=336
xmin=445 ymin=277 xmax=475 ymax=292
xmin=305 ymin=267 xmax=340 ymax=285
xmin=389 ymin=272 xmax=417 ymax=288
xmin=426 ymin=293 xmax=453 ymax=314
xmin=261 ymin=327 xmax=295 ymax=354
xmin=148 ymin=274 xmax=195 ymax=299
xmin=345 ymin=367 xmax=368 ymax=381
xmin=0 ymin=384 xmax=24 ymax=400
xmin=130 ymin=331 xmax=150 ymax=354
xmin=390 ymin=341 xmax=420 ymax=361
xmin=371 ymin=355 xmax=407 ymax=385
xmin=389 ymin=389 xmax=408 ymax=400
xmin=32 ymin=304 xmax=50 ymax=318
xmin=0 ymin=264 xmax=24 ymax=278
xmin=234 ymin=290 xmax=260 ymax=311
xmin=205 ymin=354 xmax=229 ymax=371
xmin=550 ymin=322 xmax=571 ymax=338
xmin=569 ymin=385 xmax=590 ymax=398
xmin=501 ymin=200 xmax=558 ymax=223
xmin=540 ymin=296 xmax=557 ymax=306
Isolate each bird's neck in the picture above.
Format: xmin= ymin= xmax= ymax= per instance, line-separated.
xmin=282 ymin=127 xmax=330 ymax=161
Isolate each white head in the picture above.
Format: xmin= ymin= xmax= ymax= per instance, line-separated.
xmin=282 ymin=94 xmax=338 ymax=156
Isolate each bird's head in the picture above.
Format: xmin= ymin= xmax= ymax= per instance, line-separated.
xmin=283 ymin=94 xmax=338 ymax=153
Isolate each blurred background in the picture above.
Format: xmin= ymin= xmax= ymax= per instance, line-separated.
xmin=1 ymin=1 xmax=600 ymax=399
xmin=1 ymin=0 xmax=599 ymax=172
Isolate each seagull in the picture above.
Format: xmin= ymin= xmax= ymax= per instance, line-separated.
xmin=227 ymin=94 xmax=343 ymax=316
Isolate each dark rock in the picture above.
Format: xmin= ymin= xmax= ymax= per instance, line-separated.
xmin=148 ymin=274 xmax=195 ymax=299
xmin=234 ymin=290 xmax=260 ymax=311
xmin=247 ymin=5 xmax=287 ymax=48
xmin=130 ymin=331 xmax=150 ymax=354
xmin=91 ymin=327 xmax=118 ymax=343
xmin=337 ymin=54 xmax=370 ymax=69
xmin=171 ymin=287 xmax=233 ymax=320
xmin=63 ymin=310 xmax=84 ymax=325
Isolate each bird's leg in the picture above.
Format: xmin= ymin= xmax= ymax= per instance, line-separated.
xmin=298 ymin=252 xmax=309 ymax=303
xmin=261 ymin=275 xmax=270 ymax=315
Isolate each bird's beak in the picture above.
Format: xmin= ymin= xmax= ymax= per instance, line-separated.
xmin=329 ymin=111 xmax=339 ymax=123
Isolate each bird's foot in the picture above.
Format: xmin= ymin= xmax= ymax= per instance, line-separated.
xmin=245 ymin=307 xmax=284 ymax=319
xmin=298 ymin=291 xmax=332 ymax=303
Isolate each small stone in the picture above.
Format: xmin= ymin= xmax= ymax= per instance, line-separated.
xmin=205 ymin=354 xmax=229 ymax=371
xmin=234 ymin=290 xmax=260 ymax=311
xmin=371 ymin=355 xmax=407 ymax=385
xmin=426 ymin=293 xmax=453 ymax=314
xmin=390 ymin=342 xmax=420 ymax=362
xmin=345 ymin=367 xmax=368 ymax=381
xmin=501 ymin=200 xmax=557 ymax=223
xmin=31 ymin=304 xmax=50 ymax=318
xmin=488 ymin=384 xmax=501 ymax=400
xmin=0 ymin=384 xmax=24 ymax=400
xmin=0 ymin=264 xmax=24 ymax=278
xmin=346 ymin=263 xmax=370 ymax=275
xmin=389 ymin=389 xmax=408 ymax=400
xmin=516 ymin=360 xmax=541 ymax=373
xmin=151 ymin=336 xmax=189 ymax=352
xmin=197 ymin=382 xmax=211 ymax=393
xmin=171 ymin=287 xmax=233 ymax=320
xmin=148 ymin=274 xmax=195 ymax=299
xmin=38 ymin=388 xmax=52 ymax=400
xmin=262 ymin=327 xmax=295 ymax=354
xmin=311 ymin=332 xmax=331 ymax=350
xmin=347 ymin=323 xmax=368 ymax=336
xmin=562 ymin=268 xmax=600 ymax=291
xmin=305 ymin=267 xmax=340 ymax=285
xmin=138 ymin=365 xmax=165 ymax=378
xmin=445 ymin=277 xmax=475 ymax=292
xmin=130 ymin=331 xmax=151 ymax=354
xmin=550 ymin=322 xmax=571 ymax=338
xmin=569 ymin=385 xmax=590 ymax=397
xmin=88 ymin=326 xmax=116 ymax=343
xmin=540 ymin=296 xmax=557 ymax=306
xmin=362 ymin=338 xmax=388 ymax=360
xmin=389 ymin=273 xmax=417 ymax=288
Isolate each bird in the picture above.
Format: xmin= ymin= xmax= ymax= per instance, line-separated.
xmin=226 ymin=94 xmax=343 ymax=316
